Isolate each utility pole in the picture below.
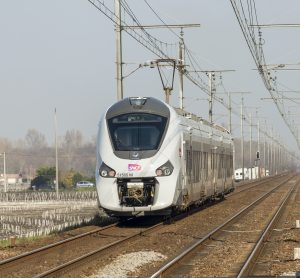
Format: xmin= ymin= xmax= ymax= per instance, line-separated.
xmin=271 ymin=127 xmax=274 ymax=175
xmin=267 ymin=130 xmax=270 ymax=175
xmin=263 ymin=120 xmax=267 ymax=177
xmin=217 ymin=91 xmax=248 ymax=133
xmin=249 ymin=113 xmax=252 ymax=180
xmin=122 ymin=23 xmax=200 ymax=107
xmin=165 ymin=88 xmax=172 ymax=104
xmin=275 ymin=133 xmax=278 ymax=174
xmin=114 ymin=3 xmax=201 ymax=104
xmin=208 ymin=72 xmax=215 ymax=123
xmin=4 ymin=152 xmax=6 ymax=193
xmin=115 ymin=0 xmax=123 ymax=100
xmin=257 ymin=119 xmax=260 ymax=178
xmin=241 ymin=97 xmax=245 ymax=180
xmin=278 ymin=139 xmax=281 ymax=173
xmin=178 ymin=28 xmax=185 ymax=110
xmin=195 ymin=70 xmax=235 ymax=124
xmin=1 ymin=152 xmax=7 ymax=193
xmin=227 ymin=92 xmax=250 ymax=178
xmin=274 ymin=133 xmax=277 ymax=175
xmin=54 ymin=108 xmax=59 ymax=199
xmin=228 ymin=92 xmax=232 ymax=133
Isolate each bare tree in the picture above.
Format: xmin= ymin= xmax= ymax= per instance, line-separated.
xmin=0 ymin=138 xmax=12 ymax=153
xmin=0 ymin=129 xmax=96 ymax=180
xmin=25 ymin=129 xmax=47 ymax=149
xmin=63 ymin=129 xmax=83 ymax=150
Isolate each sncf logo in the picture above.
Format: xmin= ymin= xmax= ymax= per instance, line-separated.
xmin=128 ymin=164 xmax=142 ymax=171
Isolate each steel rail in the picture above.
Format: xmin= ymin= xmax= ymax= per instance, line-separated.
xmin=0 ymin=174 xmax=289 ymax=277
xmin=150 ymin=174 xmax=295 ymax=278
xmin=35 ymin=221 xmax=165 ymax=277
xmin=231 ymin=174 xmax=285 ymax=196
xmin=37 ymin=179 xmax=280 ymax=278
xmin=29 ymin=175 xmax=281 ymax=277
xmin=237 ymin=178 xmax=300 ymax=277
xmin=0 ymin=222 xmax=118 ymax=266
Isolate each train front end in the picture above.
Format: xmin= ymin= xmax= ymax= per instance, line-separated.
xmin=96 ymin=97 xmax=181 ymax=217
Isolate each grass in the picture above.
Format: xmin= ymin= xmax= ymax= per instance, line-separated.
xmin=0 ymin=234 xmax=53 ymax=248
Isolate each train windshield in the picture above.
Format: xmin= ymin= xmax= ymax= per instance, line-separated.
xmin=108 ymin=113 xmax=167 ymax=151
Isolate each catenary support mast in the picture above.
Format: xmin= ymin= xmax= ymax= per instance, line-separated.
xmin=115 ymin=0 xmax=123 ymax=100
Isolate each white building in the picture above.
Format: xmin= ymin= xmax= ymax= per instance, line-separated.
xmin=234 ymin=168 xmax=249 ymax=181
xmin=0 ymin=174 xmax=22 ymax=185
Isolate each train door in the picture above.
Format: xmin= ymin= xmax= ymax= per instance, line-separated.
xmin=223 ymin=152 xmax=227 ymax=192
xmin=179 ymin=132 xmax=188 ymax=207
xmin=199 ymin=148 xmax=205 ymax=199
xmin=219 ymin=151 xmax=226 ymax=194
xmin=202 ymin=144 xmax=209 ymax=197
xmin=211 ymin=148 xmax=216 ymax=195
xmin=183 ymin=128 xmax=193 ymax=205
xmin=206 ymin=147 xmax=212 ymax=196
xmin=188 ymin=128 xmax=194 ymax=201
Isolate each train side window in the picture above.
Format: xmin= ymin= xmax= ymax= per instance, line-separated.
xmin=186 ymin=150 xmax=192 ymax=173
xmin=204 ymin=152 xmax=208 ymax=180
xmin=227 ymin=155 xmax=231 ymax=178
xmin=199 ymin=151 xmax=202 ymax=169
xmin=192 ymin=151 xmax=200 ymax=183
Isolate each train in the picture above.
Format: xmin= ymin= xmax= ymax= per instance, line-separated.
xmin=96 ymin=97 xmax=234 ymax=217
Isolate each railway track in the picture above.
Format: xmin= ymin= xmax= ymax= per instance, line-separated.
xmin=0 ymin=174 xmax=295 ymax=277
xmin=231 ymin=172 xmax=286 ymax=196
xmin=150 ymin=174 xmax=299 ymax=277
xmin=237 ymin=179 xmax=298 ymax=277
xmin=0 ymin=217 xmax=165 ymax=277
xmin=245 ymin=178 xmax=300 ymax=277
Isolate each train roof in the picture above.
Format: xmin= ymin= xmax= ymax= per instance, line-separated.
xmin=106 ymin=97 xmax=170 ymax=119
xmin=174 ymin=108 xmax=231 ymax=135
xmin=105 ymin=97 xmax=231 ymax=136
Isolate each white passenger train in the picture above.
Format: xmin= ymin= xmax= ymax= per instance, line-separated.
xmin=96 ymin=97 xmax=234 ymax=217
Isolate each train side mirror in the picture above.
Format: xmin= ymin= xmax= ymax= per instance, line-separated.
xmin=256 ymin=151 xmax=260 ymax=159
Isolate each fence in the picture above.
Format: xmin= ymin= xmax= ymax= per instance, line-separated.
xmin=0 ymin=191 xmax=101 ymax=241
xmin=0 ymin=191 xmax=98 ymax=202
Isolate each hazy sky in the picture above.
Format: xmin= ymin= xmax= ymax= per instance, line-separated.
xmin=1 ymin=0 xmax=300 ymax=153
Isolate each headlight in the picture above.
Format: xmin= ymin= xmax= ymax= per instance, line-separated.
xmin=99 ymin=162 xmax=116 ymax=178
xmin=156 ymin=160 xmax=174 ymax=177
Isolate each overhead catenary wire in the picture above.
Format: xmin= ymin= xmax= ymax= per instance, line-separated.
xmin=87 ymin=0 xmax=173 ymax=58
xmin=86 ymin=0 xmax=225 ymax=109
xmin=230 ymin=0 xmax=300 ymax=151
xmin=86 ymin=0 xmax=212 ymax=94
xmin=122 ymin=0 xmax=212 ymax=95
xmin=121 ymin=0 xmax=177 ymax=52
xmin=143 ymin=0 xmax=180 ymax=39
xmin=85 ymin=0 xmax=298 ymax=160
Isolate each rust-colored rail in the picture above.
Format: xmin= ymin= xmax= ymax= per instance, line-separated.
xmin=237 ymin=178 xmax=299 ymax=277
xmin=150 ymin=174 xmax=296 ymax=277
xmin=0 ymin=174 xmax=292 ymax=278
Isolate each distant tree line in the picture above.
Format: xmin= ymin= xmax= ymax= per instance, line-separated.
xmin=1 ymin=129 xmax=293 ymax=184
xmin=0 ymin=129 xmax=96 ymax=185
